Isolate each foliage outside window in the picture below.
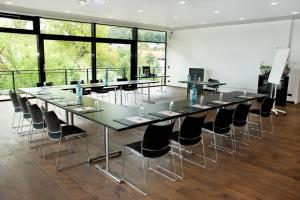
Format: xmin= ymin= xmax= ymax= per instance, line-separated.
xmin=138 ymin=42 xmax=165 ymax=76
xmin=96 ymin=25 xmax=132 ymax=40
xmin=44 ymin=40 xmax=91 ymax=85
xmin=40 ymin=18 xmax=91 ymax=37
xmin=138 ymin=29 xmax=166 ymax=43
xmin=0 ymin=17 xmax=33 ymax=30
xmin=0 ymin=32 xmax=38 ymax=96
xmin=96 ymin=43 xmax=131 ymax=81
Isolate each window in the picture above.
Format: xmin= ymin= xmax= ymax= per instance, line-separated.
xmin=40 ymin=18 xmax=91 ymax=37
xmin=138 ymin=42 xmax=166 ymax=83
xmin=96 ymin=25 xmax=132 ymax=40
xmin=138 ymin=29 xmax=166 ymax=43
xmin=44 ymin=40 xmax=91 ymax=85
xmin=0 ymin=17 xmax=33 ymax=30
xmin=0 ymin=32 xmax=38 ymax=98
xmin=96 ymin=43 xmax=131 ymax=81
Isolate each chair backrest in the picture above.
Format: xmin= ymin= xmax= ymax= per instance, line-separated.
xmin=260 ymin=97 xmax=275 ymax=117
xmin=90 ymin=79 xmax=99 ymax=84
xmin=26 ymin=100 xmax=43 ymax=124
xmin=117 ymin=77 xmax=128 ymax=82
xmin=214 ymin=107 xmax=235 ymax=132
xmin=207 ymin=78 xmax=219 ymax=89
xmin=142 ymin=66 xmax=151 ymax=76
xmin=70 ymin=80 xmax=84 ymax=85
xmin=42 ymin=110 xmax=61 ymax=134
xmin=17 ymin=95 xmax=30 ymax=114
xmin=9 ymin=90 xmax=20 ymax=109
xmin=233 ymin=102 xmax=252 ymax=126
xmin=142 ymin=122 xmax=175 ymax=158
xmin=36 ymin=82 xmax=54 ymax=87
xmin=179 ymin=115 xmax=206 ymax=145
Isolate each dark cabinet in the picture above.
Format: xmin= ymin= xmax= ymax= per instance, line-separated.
xmin=257 ymin=75 xmax=289 ymax=106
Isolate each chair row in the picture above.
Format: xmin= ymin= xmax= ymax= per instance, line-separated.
xmin=9 ymin=90 xmax=90 ymax=171
xmin=121 ymin=97 xmax=275 ymax=195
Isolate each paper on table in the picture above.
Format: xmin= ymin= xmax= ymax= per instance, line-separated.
xmin=72 ymin=107 xmax=96 ymax=112
xmin=237 ymin=95 xmax=253 ymax=99
xmin=57 ymin=101 xmax=77 ymax=106
xmin=191 ymin=104 xmax=211 ymax=109
xmin=159 ymin=110 xmax=180 ymax=116
xmin=126 ymin=116 xmax=151 ymax=124
xmin=211 ymin=100 xmax=230 ymax=104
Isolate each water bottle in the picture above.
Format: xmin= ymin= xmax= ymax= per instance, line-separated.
xmin=187 ymin=74 xmax=191 ymax=83
xmin=139 ymin=105 xmax=145 ymax=116
xmin=76 ymin=81 xmax=82 ymax=97
xmin=219 ymin=92 xmax=223 ymax=101
xmin=169 ymin=101 xmax=174 ymax=111
xmin=191 ymin=84 xmax=197 ymax=102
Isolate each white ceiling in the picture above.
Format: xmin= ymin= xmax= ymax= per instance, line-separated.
xmin=1 ymin=0 xmax=300 ymax=30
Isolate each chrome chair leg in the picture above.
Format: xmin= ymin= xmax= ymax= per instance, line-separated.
xmin=55 ymin=136 xmax=62 ymax=171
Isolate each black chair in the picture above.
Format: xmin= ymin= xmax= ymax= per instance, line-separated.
xmin=17 ymin=95 xmax=32 ymax=135
xmin=206 ymin=78 xmax=220 ymax=93
xmin=203 ymin=107 xmax=236 ymax=161
xmin=36 ymin=82 xmax=54 ymax=87
xmin=142 ymin=66 xmax=151 ymax=77
xmin=9 ymin=90 xmax=22 ymax=129
xmin=121 ymin=121 xmax=176 ymax=195
xmin=26 ymin=100 xmax=45 ymax=144
xmin=249 ymin=97 xmax=275 ymax=138
xmin=231 ymin=102 xmax=252 ymax=146
xmin=70 ymin=80 xmax=91 ymax=96
xmin=171 ymin=115 xmax=206 ymax=177
xmin=117 ymin=77 xmax=137 ymax=105
xmin=42 ymin=110 xmax=89 ymax=171
xmin=90 ymin=79 xmax=110 ymax=101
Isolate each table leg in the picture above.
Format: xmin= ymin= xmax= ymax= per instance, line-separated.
xmin=70 ymin=113 xmax=74 ymax=125
xmin=45 ymin=102 xmax=48 ymax=111
xmin=114 ymin=87 xmax=117 ymax=104
xmin=120 ymin=86 xmax=123 ymax=106
xmin=65 ymin=110 xmax=69 ymax=125
xmin=161 ymin=77 xmax=163 ymax=91
xmin=148 ymin=83 xmax=150 ymax=102
xmin=94 ymin=126 xmax=122 ymax=183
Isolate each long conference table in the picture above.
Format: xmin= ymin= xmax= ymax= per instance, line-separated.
xmin=18 ymin=82 xmax=265 ymax=186
xmin=62 ymin=80 xmax=159 ymax=105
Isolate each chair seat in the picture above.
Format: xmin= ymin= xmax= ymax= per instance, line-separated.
xmin=203 ymin=122 xmax=230 ymax=134
xmin=23 ymin=113 xmax=31 ymax=119
xmin=172 ymin=131 xmax=201 ymax=146
xmin=233 ymin=120 xmax=247 ymax=127
xmin=15 ymin=107 xmax=22 ymax=112
xmin=125 ymin=141 xmax=171 ymax=158
xmin=249 ymin=109 xmax=260 ymax=115
xmin=122 ymin=86 xmax=136 ymax=92
xmin=91 ymin=88 xmax=109 ymax=94
xmin=49 ymin=125 xmax=85 ymax=140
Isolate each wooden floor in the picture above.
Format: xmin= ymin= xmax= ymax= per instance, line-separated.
xmin=1 ymin=87 xmax=300 ymax=200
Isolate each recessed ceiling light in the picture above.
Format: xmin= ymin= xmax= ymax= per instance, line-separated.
xmin=173 ymin=16 xmax=179 ymax=20
xmin=64 ymin=10 xmax=70 ymax=13
xmin=5 ymin=1 xmax=13 ymax=5
xmin=270 ymin=2 xmax=279 ymax=6
xmin=170 ymin=25 xmax=175 ymax=28
xmin=240 ymin=17 xmax=245 ymax=20
xmin=108 ymin=16 xmax=113 ymax=19
xmin=291 ymin=11 xmax=299 ymax=15
xmin=214 ymin=10 xmax=220 ymax=14
xmin=179 ymin=1 xmax=186 ymax=4
xmin=201 ymin=21 xmax=206 ymax=25
xmin=142 ymin=21 xmax=147 ymax=24
xmin=138 ymin=9 xmax=144 ymax=13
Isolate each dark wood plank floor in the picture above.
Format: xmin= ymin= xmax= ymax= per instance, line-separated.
xmin=0 ymin=87 xmax=300 ymax=200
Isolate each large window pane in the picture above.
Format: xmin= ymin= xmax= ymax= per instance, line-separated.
xmin=96 ymin=25 xmax=132 ymax=40
xmin=40 ymin=18 xmax=91 ymax=36
xmin=138 ymin=29 xmax=166 ymax=43
xmin=0 ymin=17 xmax=33 ymax=30
xmin=0 ymin=32 xmax=38 ymax=99
xmin=96 ymin=43 xmax=131 ymax=81
xmin=44 ymin=40 xmax=91 ymax=85
xmin=138 ymin=42 xmax=165 ymax=84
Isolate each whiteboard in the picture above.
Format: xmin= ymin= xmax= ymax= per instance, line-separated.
xmin=268 ymin=48 xmax=290 ymax=85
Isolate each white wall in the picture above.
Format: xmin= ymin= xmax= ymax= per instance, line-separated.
xmin=167 ymin=20 xmax=296 ymax=96
xmin=288 ymin=19 xmax=300 ymax=103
